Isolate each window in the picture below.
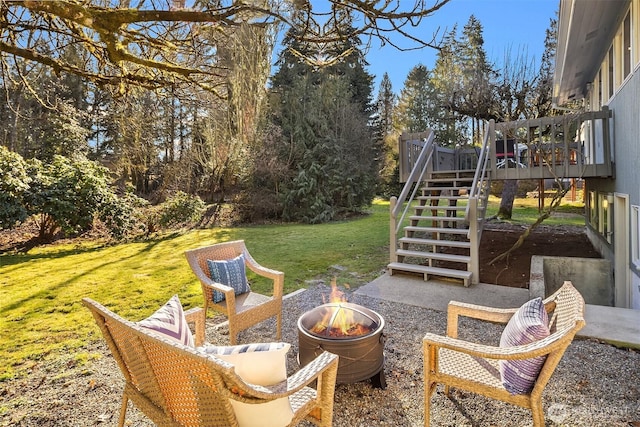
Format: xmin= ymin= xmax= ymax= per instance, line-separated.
xmin=633 ymin=205 xmax=640 ymax=268
xmin=608 ymin=46 xmax=614 ymax=97
xmin=589 ymin=191 xmax=598 ymax=229
xmin=597 ymin=69 xmax=602 ymax=107
xmin=635 ymin=0 xmax=640 ymax=68
xmin=598 ymin=193 xmax=614 ymax=244
xmin=599 ymin=193 xmax=607 ymax=235
xmin=606 ymin=194 xmax=614 ymax=244
xmin=623 ymin=11 xmax=631 ymax=78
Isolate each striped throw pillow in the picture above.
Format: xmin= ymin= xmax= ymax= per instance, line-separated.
xmin=207 ymin=253 xmax=251 ymax=303
xmin=138 ymin=295 xmax=194 ymax=348
xmin=499 ymin=297 xmax=550 ymax=395
xmin=199 ymin=342 xmax=290 ymax=386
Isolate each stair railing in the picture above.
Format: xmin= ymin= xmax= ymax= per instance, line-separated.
xmin=465 ymin=120 xmax=494 ymax=283
xmin=390 ymin=131 xmax=436 ymax=263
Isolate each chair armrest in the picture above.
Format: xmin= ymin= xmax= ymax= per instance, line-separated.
xmin=201 ymin=281 xmax=235 ymax=296
xmin=184 ymin=307 xmax=205 ymax=347
xmin=243 ymin=251 xmax=284 ymax=298
xmin=424 ymin=331 xmax=566 ymax=361
xmin=446 ymin=300 xmax=517 ymax=338
xmin=285 ymin=351 xmax=339 ymax=393
xmin=229 ymin=351 xmax=339 ymax=400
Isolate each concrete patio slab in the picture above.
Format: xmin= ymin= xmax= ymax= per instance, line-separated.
xmin=355 ymin=272 xmax=640 ymax=349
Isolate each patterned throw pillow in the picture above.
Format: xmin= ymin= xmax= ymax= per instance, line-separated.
xmin=199 ymin=342 xmax=293 ymax=427
xmin=206 ymin=253 xmax=251 ymax=303
xmin=499 ymin=297 xmax=550 ymax=395
xmin=138 ymin=294 xmax=194 ymax=348
xmin=199 ymin=342 xmax=290 ymax=385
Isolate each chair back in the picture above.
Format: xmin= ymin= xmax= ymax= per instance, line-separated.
xmin=83 ymin=298 xmax=241 ymax=426
xmin=531 ymin=281 xmax=585 ymax=398
xmin=546 ymin=280 xmax=586 ymax=335
xmin=185 ymin=240 xmax=248 ymax=282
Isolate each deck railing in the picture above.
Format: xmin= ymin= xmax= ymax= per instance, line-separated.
xmin=390 ymin=131 xmax=436 ymax=262
xmin=396 ymin=108 xmax=614 ymax=184
xmin=490 ymin=107 xmax=613 ymax=181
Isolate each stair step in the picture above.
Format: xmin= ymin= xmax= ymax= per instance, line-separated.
xmin=396 ymin=249 xmax=470 ymax=263
xmin=418 ymin=195 xmax=467 ymax=201
xmin=399 ymin=237 xmax=471 ymax=249
xmin=414 ymin=205 xmax=467 ymax=211
xmin=426 ymin=179 xmax=474 ymax=185
xmin=422 ymin=186 xmax=469 ymax=192
xmin=405 ymin=226 xmax=469 ymax=235
xmin=409 ymin=215 xmax=465 ymax=222
xmin=387 ymin=262 xmax=472 ymax=286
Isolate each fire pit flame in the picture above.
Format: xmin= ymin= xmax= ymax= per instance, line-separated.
xmin=308 ymin=303 xmax=377 ymax=337
xmin=309 ymin=279 xmax=377 ymax=338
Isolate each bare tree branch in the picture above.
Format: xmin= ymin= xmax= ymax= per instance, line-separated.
xmin=0 ymin=0 xmax=451 ymax=94
xmin=488 ymin=153 xmax=583 ymax=265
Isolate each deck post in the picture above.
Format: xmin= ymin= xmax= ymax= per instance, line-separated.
xmin=468 ymin=196 xmax=479 ymax=286
xmin=390 ymin=196 xmax=398 ymax=265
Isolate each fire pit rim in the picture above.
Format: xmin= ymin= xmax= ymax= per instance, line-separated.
xmin=297 ymin=301 xmax=385 ymax=341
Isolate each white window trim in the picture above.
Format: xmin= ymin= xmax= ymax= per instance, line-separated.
xmin=632 ymin=205 xmax=640 ymax=269
xmin=633 ymin=0 xmax=640 ymax=70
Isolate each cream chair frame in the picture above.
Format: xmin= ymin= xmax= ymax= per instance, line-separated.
xmin=423 ymin=281 xmax=585 ymax=427
xmin=83 ymin=298 xmax=339 ymax=427
xmin=185 ymin=240 xmax=283 ymax=345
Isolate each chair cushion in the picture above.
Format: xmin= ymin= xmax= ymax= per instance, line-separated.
xmin=198 ymin=342 xmax=293 ymax=427
xmin=207 ymin=253 xmax=251 ymax=303
xmin=138 ymin=295 xmax=194 ymax=348
xmin=499 ymin=297 xmax=550 ymax=395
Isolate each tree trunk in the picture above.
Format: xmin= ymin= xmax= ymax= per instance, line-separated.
xmin=497 ymin=180 xmax=518 ymax=219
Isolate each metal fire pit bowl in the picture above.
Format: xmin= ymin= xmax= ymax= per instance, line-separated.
xmin=297 ymin=302 xmax=386 ymax=388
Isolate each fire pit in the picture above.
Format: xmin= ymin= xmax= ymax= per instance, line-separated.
xmin=297 ymin=299 xmax=386 ymax=388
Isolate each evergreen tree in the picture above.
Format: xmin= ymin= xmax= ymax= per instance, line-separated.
xmin=267 ymin=13 xmax=378 ymax=223
xmin=532 ymin=16 xmax=558 ymax=117
xmin=372 ymin=73 xmax=400 ymax=196
xmin=0 ymin=52 xmax=92 ymax=161
xmin=395 ymin=64 xmax=440 ymax=134
xmin=375 ymin=73 xmax=396 ymax=138
xmin=429 ymin=27 xmax=468 ymax=146
xmin=457 ymin=15 xmax=496 ymax=143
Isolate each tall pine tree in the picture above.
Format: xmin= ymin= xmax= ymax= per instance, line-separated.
xmin=395 ymin=64 xmax=437 ymax=133
xmin=429 ymin=26 xmax=468 ymax=146
xmin=373 ymin=73 xmax=399 ymax=197
xmin=267 ymin=12 xmax=378 ymax=223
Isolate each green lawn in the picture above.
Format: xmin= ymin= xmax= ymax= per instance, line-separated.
xmin=0 ymin=196 xmax=585 ymax=381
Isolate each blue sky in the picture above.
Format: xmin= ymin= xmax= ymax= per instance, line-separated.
xmin=364 ymin=0 xmax=559 ymax=94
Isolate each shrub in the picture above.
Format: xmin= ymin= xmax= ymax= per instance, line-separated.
xmin=157 ymin=191 xmax=206 ymax=229
xmin=99 ymin=190 xmax=150 ymax=240
xmin=25 ymin=155 xmax=118 ymax=240
xmin=0 ymin=146 xmax=31 ymax=229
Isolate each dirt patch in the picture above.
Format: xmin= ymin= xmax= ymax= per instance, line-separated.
xmin=477 ymin=221 xmax=601 ymax=288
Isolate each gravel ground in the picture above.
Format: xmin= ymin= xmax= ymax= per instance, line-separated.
xmin=2 ymin=283 xmax=639 ymax=427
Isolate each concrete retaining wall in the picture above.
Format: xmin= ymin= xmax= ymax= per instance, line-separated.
xmin=529 ymin=255 xmax=614 ymax=306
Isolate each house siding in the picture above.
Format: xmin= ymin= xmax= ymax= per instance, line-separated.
xmin=585 ymin=68 xmax=640 ymax=308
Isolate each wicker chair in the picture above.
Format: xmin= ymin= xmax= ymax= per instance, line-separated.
xmin=185 ymin=240 xmax=283 ymax=345
xmin=423 ymin=281 xmax=585 ymax=427
xmin=83 ymin=298 xmax=339 ymax=427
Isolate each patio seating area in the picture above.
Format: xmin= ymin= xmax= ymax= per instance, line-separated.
xmin=76 ymin=275 xmax=640 ymax=427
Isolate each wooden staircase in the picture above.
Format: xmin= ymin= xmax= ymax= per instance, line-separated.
xmin=388 ymin=170 xmax=478 ymax=286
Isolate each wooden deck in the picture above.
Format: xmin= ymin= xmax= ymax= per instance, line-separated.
xmin=398 ymin=108 xmax=614 ymax=184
